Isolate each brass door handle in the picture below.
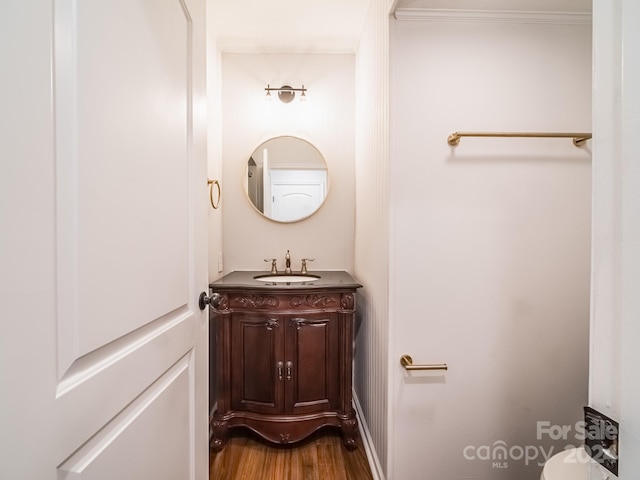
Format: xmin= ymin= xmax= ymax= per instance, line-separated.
xmin=400 ymin=354 xmax=447 ymax=371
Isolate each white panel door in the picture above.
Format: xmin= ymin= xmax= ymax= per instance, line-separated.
xmin=270 ymin=170 xmax=327 ymax=222
xmin=0 ymin=0 xmax=208 ymax=479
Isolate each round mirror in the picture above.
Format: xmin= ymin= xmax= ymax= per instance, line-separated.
xmin=244 ymin=136 xmax=329 ymax=223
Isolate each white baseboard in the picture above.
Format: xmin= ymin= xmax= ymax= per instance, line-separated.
xmin=353 ymin=390 xmax=385 ymax=480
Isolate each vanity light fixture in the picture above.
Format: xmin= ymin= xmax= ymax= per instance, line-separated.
xmin=264 ymin=84 xmax=307 ymax=103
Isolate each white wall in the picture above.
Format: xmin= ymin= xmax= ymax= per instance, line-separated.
xmin=389 ymin=16 xmax=591 ymax=480
xmin=219 ymin=53 xmax=356 ymax=273
xmin=206 ymin=11 xmax=223 ymax=282
xmin=591 ymin=0 xmax=640 ymax=476
xmin=354 ymin=0 xmax=392 ymax=477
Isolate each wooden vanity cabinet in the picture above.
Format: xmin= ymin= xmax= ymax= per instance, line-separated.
xmin=209 ymin=281 xmax=360 ymax=451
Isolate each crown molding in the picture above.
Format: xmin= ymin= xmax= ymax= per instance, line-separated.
xmin=393 ymin=8 xmax=592 ymax=25
xmin=215 ymin=40 xmax=358 ymax=55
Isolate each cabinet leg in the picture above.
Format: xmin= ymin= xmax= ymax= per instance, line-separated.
xmin=210 ymin=418 xmax=229 ymax=452
xmin=340 ymin=417 xmax=358 ymax=450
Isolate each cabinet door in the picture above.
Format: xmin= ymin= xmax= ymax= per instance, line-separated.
xmin=231 ymin=313 xmax=284 ymax=414
xmin=285 ymin=313 xmax=340 ymax=414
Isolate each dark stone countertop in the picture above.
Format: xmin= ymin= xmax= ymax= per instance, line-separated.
xmin=209 ymin=270 xmax=362 ymax=292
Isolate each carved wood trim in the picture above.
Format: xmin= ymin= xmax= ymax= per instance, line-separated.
xmin=217 ymin=293 xmax=229 ymax=311
xmin=236 ymin=295 xmax=279 ymax=309
xmin=290 ymin=294 xmax=335 ymax=308
xmin=340 ymin=293 xmax=355 ymax=310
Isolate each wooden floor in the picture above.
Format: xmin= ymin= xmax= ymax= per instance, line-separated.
xmin=209 ymin=429 xmax=374 ymax=480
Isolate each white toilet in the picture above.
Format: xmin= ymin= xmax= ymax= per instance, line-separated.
xmin=540 ymin=447 xmax=615 ymax=480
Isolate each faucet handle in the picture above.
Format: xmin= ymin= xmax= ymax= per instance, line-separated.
xmin=300 ymin=258 xmax=315 ymax=275
xmin=264 ymin=258 xmax=278 ymax=275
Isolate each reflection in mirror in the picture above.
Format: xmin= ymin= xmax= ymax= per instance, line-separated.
xmin=244 ymin=136 xmax=329 ymax=223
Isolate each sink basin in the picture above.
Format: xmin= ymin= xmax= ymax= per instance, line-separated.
xmin=254 ymin=274 xmax=321 ymax=283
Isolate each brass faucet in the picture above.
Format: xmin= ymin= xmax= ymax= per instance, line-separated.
xmin=266 ymin=251 xmax=313 ymax=275
xmin=284 ymin=250 xmax=291 ymax=274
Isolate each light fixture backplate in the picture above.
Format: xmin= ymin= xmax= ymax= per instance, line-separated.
xmin=278 ymin=85 xmax=295 ymax=103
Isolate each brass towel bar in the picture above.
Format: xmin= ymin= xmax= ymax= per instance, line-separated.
xmin=447 ymin=131 xmax=592 ymax=148
xmin=400 ymin=354 xmax=448 ymax=371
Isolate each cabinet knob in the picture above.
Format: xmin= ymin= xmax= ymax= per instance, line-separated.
xmin=286 ymin=361 xmax=293 ymax=381
xmin=277 ymin=361 xmax=284 ymax=381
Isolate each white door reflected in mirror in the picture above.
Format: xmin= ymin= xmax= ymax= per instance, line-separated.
xmin=245 ymin=136 xmax=329 ymax=223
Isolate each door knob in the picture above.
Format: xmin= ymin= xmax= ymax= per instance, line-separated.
xmin=199 ymin=291 xmax=221 ymax=310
